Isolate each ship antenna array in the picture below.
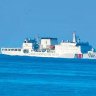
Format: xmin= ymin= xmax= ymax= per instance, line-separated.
xmin=34 ymin=35 xmax=40 ymax=44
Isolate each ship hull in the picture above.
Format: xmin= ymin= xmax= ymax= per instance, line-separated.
xmin=1 ymin=50 xmax=96 ymax=59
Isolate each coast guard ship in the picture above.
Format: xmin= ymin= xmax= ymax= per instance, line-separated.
xmin=1 ymin=33 xmax=96 ymax=59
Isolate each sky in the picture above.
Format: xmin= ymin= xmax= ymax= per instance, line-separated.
xmin=0 ymin=0 xmax=96 ymax=48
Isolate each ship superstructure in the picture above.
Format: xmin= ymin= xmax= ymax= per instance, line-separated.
xmin=1 ymin=33 xmax=96 ymax=59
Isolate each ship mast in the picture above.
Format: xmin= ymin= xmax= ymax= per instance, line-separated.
xmin=73 ymin=32 xmax=77 ymax=43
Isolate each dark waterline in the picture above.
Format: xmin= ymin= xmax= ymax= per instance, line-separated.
xmin=0 ymin=54 xmax=96 ymax=96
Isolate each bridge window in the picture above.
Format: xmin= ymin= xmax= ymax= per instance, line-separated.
xmin=8 ymin=49 xmax=10 ymax=51
xmin=10 ymin=49 xmax=14 ymax=51
xmin=18 ymin=49 xmax=21 ymax=51
xmin=23 ymin=49 xmax=29 ymax=53
xmin=2 ymin=49 xmax=4 ymax=51
xmin=5 ymin=49 xmax=7 ymax=51
xmin=15 ymin=49 xmax=17 ymax=51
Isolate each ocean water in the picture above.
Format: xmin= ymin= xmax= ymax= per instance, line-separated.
xmin=0 ymin=55 xmax=96 ymax=96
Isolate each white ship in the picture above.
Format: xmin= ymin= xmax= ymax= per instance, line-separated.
xmin=1 ymin=33 xmax=96 ymax=59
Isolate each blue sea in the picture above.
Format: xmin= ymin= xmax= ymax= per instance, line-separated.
xmin=0 ymin=55 xmax=96 ymax=96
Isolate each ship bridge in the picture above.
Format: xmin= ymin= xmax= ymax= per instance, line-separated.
xmin=55 ymin=33 xmax=92 ymax=54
